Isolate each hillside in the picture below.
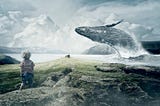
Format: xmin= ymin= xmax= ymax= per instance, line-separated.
xmin=0 ymin=54 xmax=20 ymax=65
xmin=0 ymin=58 xmax=160 ymax=106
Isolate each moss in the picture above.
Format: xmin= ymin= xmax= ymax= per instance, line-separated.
xmin=0 ymin=71 xmax=21 ymax=93
xmin=68 ymin=73 xmax=95 ymax=91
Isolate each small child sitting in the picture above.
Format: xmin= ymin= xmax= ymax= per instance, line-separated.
xmin=19 ymin=51 xmax=35 ymax=90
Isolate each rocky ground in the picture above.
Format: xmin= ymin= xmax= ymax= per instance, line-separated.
xmin=0 ymin=58 xmax=160 ymax=106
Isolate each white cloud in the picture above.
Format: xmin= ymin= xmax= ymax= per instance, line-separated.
xmin=12 ymin=15 xmax=59 ymax=47
xmin=0 ymin=0 xmax=160 ymax=54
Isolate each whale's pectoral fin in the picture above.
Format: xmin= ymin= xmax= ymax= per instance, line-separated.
xmin=105 ymin=19 xmax=124 ymax=27
xmin=105 ymin=42 xmax=122 ymax=58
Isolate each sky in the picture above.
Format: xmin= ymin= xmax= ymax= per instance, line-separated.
xmin=0 ymin=0 xmax=160 ymax=29
xmin=0 ymin=0 xmax=160 ymax=53
xmin=29 ymin=0 xmax=160 ymax=32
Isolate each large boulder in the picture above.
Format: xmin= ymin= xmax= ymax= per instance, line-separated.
xmin=83 ymin=44 xmax=116 ymax=55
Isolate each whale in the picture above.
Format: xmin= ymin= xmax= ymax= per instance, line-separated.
xmin=75 ymin=20 xmax=137 ymax=50
xmin=75 ymin=20 xmax=160 ymax=55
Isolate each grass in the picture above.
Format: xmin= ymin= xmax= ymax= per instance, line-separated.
xmin=0 ymin=57 xmax=102 ymax=93
xmin=0 ymin=57 xmax=139 ymax=94
xmin=1 ymin=56 xmax=160 ymax=106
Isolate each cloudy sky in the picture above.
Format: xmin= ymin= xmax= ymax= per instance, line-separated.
xmin=0 ymin=0 xmax=160 ymax=29
xmin=0 ymin=0 xmax=160 ymax=53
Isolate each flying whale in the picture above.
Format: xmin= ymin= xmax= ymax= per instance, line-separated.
xmin=75 ymin=20 xmax=160 ymax=54
xmin=75 ymin=20 xmax=137 ymax=50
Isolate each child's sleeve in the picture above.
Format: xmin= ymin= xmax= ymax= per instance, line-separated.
xmin=31 ymin=61 xmax=35 ymax=71
xmin=20 ymin=61 xmax=24 ymax=76
xmin=20 ymin=61 xmax=24 ymax=67
xmin=32 ymin=61 xmax=35 ymax=67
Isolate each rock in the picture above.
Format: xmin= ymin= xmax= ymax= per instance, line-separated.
xmin=1 ymin=59 xmax=160 ymax=106
xmin=42 ymin=68 xmax=72 ymax=87
xmin=65 ymin=54 xmax=71 ymax=58
xmin=128 ymin=55 xmax=147 ymax=61
xmin=95 ymin=63 xmax=125 ymax=72
xmin=83 ymin=44 xmax=116 ymax=55
xmin=124 ymin=65 xmax=160 ymax=79
xmin=0 ymin=68 xmax=84 ymax=106
xmin=141 ymin=40 xmax=160 ymax=54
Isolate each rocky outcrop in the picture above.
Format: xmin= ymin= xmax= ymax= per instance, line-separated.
xmin=1 ymin=61 xmax=160 ymax=106
xmin=124 ymin=65 xmax=160 ymax=79
xmin=141 ymin=40 xmax=160 ymax=54
xmin=93 ymin=64 xmax=160 ymax=106
xmin=0 ymin=68 xmax=84 ymax=106
xmin=83 ymin=44 xmax=116 ymax=55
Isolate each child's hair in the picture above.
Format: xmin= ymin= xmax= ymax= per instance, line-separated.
xmin=21 ymin=50 xmax=31 ymax=60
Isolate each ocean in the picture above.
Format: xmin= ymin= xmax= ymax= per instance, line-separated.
xmin=5 ymin=53 xmax=160 ymax=66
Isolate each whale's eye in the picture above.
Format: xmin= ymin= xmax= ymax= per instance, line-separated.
xmin=81 ymin=28 xmax=86 ymax=31
xmin=97 ymin=30 xmax=102 ymax=33
xmin=101 ymin=39 xmax=105 ymax=42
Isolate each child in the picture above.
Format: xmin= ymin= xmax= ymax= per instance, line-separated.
xmin=19 ymin=51 xmax=35 ymax=90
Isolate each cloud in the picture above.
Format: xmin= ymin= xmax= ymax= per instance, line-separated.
xmin=0 ymin=0 xmax=35 ymax=14
xmin=72 ymin=0 xmax=160 ymax=35
xmin=1 ymin=0 xmax=160 ymax=30
xmin=0 ymin=0 xmax=160 ymax=54
xmin=24 ymin=0 xmax=82 ymax=26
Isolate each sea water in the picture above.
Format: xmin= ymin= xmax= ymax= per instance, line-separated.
xmin=5 ymin=53 xmax=160 ymax=66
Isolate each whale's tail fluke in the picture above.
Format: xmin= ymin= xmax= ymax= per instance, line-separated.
xmin=105 ymin=19 xmax=124 ymax=27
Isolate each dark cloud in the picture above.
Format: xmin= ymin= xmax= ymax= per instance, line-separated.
xmin=79 ymin=0 xmax=154 ymax=6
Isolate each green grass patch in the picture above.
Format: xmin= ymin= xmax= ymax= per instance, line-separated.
xmin=0 ymin=57 xmax=102 ymax=93
xmin=0 ymin=57 xmax=133 ymax=94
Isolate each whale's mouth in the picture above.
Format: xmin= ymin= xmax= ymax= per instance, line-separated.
xmin=75 ymin=27 xmax=81 ymax=34
xmin=75 ymin=27 xmax=90 ymax=37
